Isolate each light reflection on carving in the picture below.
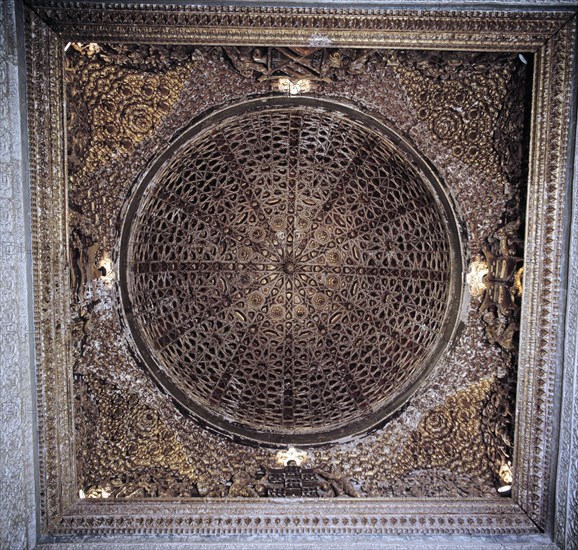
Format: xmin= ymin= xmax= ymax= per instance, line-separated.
xmin=467 ymin=257 xmax=489 ymax=297
xmin=276 ymin=447 xmax=308 ymax=466
xmin=274 ymin=77 xmax=312 ymax=95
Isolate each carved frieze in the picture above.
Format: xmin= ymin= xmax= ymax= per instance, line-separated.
xmin=223 ymin=46 xmax=374 ymax=89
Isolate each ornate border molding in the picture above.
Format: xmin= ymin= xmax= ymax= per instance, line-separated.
xmin=26 ymin=2 xmax=574 ymax=50
xmin=55 ymin=499 xmax=537 ymax=536
xmin=555 ymin=59 xmax=578 ymax=550
xmin=25 ymin=8 xmax=77 ymax=534
xmin=513 ymin=15 xmax=576 ymax=529
xmin=23 ymin=1 xmax=577 ymax=541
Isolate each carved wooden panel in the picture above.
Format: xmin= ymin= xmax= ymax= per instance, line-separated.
xmin=24 ymin=1 xmax=576 ymax=540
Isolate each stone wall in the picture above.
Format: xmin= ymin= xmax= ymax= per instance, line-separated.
xmin=555 ymin=85 xmax=578 ymax=550
xmin=0 ymin=0 xmax=37 ymax=548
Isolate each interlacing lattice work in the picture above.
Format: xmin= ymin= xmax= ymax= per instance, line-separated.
xmin=122 ymin=100 xmax=460 ymax=444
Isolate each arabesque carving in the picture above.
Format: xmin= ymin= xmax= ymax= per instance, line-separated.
xmin=65 ymin=42 xmax=192 ymax=178
xmin=475 ymin=211 xmax=524 ymax=490
xmin=223 ymin=46 xmax=374 ymax=89
xmin=389 ymin=51 xmax=526 ymax=228
xmin=74 ymin=369 xmax=495 ymax=502
xmin=121 ymin=98 xmax=460 ymax=445
xmin=24 ymin=1 xmax=576 ymax=540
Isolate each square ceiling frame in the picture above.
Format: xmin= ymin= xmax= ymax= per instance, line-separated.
xmin=23 ymin=1 xmax=576 ymax=541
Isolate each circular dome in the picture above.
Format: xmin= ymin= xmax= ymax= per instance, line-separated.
xmin=120 ymin=97 xmax=462 ymax=446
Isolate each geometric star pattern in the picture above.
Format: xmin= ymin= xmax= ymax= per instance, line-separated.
xmin=122 ymin=100 xmax=458 ymax=445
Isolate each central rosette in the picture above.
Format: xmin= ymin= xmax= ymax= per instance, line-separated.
xmin=236 ymin=217 xmax=341 ymax=323
xmin=121 ymin=98 xmax=461 ymax=445
xmin=282 ymin=258 xmax=296 ymax=275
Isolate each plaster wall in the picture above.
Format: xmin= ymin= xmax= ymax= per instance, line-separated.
xmin=0 ymin=0 xmax=37 ymax=548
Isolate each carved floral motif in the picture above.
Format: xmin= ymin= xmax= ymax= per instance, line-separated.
xmin=390 ymin=51 xmax=525 ymax=186
xmin=65 ymin=43 xmax=193 ymax=178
